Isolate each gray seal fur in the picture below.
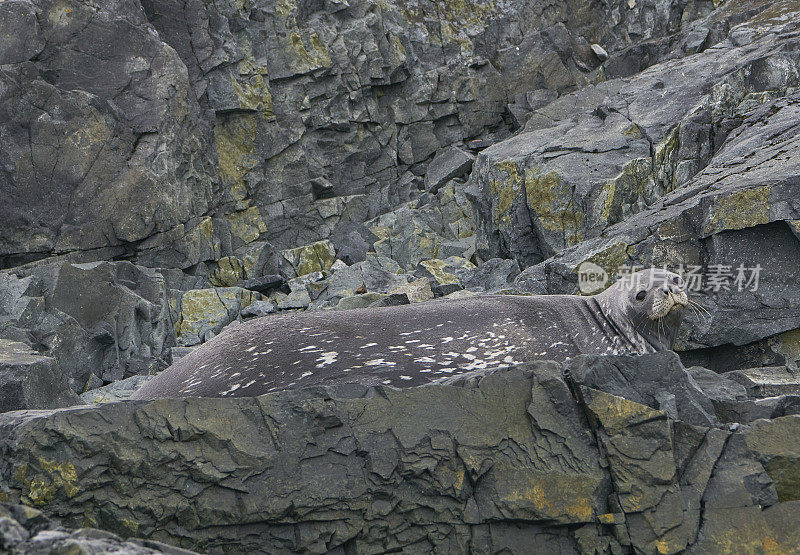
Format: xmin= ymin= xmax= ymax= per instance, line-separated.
xmin=131 ymin=268 xmax=687 ymax=399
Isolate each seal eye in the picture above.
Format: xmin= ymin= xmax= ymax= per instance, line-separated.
xmin=635 ymin=290 xmax=647 ymax=301
xmin=672 ymin=276 xmax=680 ymax=284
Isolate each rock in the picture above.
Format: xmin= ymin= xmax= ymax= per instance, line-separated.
xmin=458 ymin=258 xmax=521 ymax=291
xmin=280 ymin=240 xmax=337 ymax=278
xmin=0 ymin=363 xmax=613 ymax=553
xmin=688 ymin=366 xmax=748 ymax=403
xmin=566 ymin=351 xmax=718 ymax=427
xmin=580 ymin=387 xmax=691 ymax=552
xmin=168 ymin=347 xmax=196 ymax=365
xmin=79 ymin=375 xmax=151 ymax=405
xmin=240 ymin=301 xmax=276 ymax=318
xmin=423 ymin=147 xmax=475 ymax=193
xmin=334 ymin=293 xmax=389 ymax=310
xmin=416 ymin=257 xmax=475 ymax=286
xmin=4 ymin=356 xmax=800 ymax=552
xmin=368 ymin=293 xmax=410 ymax=307
xmin=329 ymin=223 xmax=379 ymax=266
xmin=469 ymin=13 xmax=800 ymax=267
xmin=0 ymin=1 xmax=43 ymax=66
xmin=390 ymin=278 xmax=434 ymax=303
xmin=238 ymin=275 xmax=286 ymax=296
xmin=0 ymin=503 xmax=200 ymax=554
xmin=276 ymin=289 xmax=311 ymax=311
xmin=1 ymin=260 xmax=175 ymax=393
xmin=431 ymin=283 xmax=464 ymax=298
xmin=176 ymin=288 xmax=260 ymax=346
xmin=0 ymin=0 xmax=213 ymax=266
xmin=508 ymin=87 xmax=800 ymax=357
xmin=725 ymin=367 xmax=800 ymax=398
xmin=589 ymin=43 xmax=609 ymax=61
xmin=0 ymin=339 xmax=81 ymax=412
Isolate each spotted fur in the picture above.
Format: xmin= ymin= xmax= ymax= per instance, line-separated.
xmin=130 ymin=269 xmax=686 ymax=399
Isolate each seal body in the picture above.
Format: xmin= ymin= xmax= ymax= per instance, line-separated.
xmin=131 ymin=269 xmax=687 ymax=399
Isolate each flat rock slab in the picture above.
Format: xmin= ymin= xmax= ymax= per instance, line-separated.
xmin=725 ymin=366 xmax=800 ymax=398
xmin=0 ymin=363 xmax=612 ymax=553
xmin=2 ymin=358 xmax=800 ymax=553
xmin=0 ymin=339 xmax=81 ymax=412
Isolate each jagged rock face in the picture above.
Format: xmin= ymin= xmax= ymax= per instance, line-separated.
xmin=1 ymin=0 xmax=800 ymax=551
xmin=0 ymin=0 xmax=713 ymax=270
xmin=468 ymin=2 xmax=800 ymax=266
xmin=2 ymin=356 xmax=800 ymax=553
xmin=0 ymin=502 xmax=200 ymax=554
xmin=0 ymin=261 xmax=176 ymax=393
xmin=0 ymin=0 xmax=214 ymax=268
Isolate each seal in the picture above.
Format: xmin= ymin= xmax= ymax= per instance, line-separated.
xmin=130 ymin=268 xmax=688 ymax=399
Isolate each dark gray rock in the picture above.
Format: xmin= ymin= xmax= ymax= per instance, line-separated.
xmin=368 ymin=293 xmax=410 ymax=307
xmin=458 ymin=258 xmax=521 ymax=291
xmin=725 ymin=366 xmax=800 ymax=398
xmin=0 ymin=0 xmax=213 ymax=267
xmin=79 ymin=375 xmax=151 ymax=406
xmin=688 ymin=366 xmax=749 ymax=403
xmin=0 ymin=363 xmax=613 ymax=553
xmin=238 ymin=275 xmax=286 ymax=296
xmin=239 ymin=301 xmax=276 ymax=319
xmin=0 ymin=1 xmax=44 ymax=65
xmin=3 ymin=357 xmax=800 ymax=552
xmin=0 ymin=503 xmax=199 ymax=554
xmin=0 ymin=340 xmax=81 ymax=412
xmin=423 ymin=147 xmax=475 ymax=193
xmin=566 ymin=351 xmax=718 ymax=427
xmin=329 ymin=223 xmax=379 ymax=266
xmin=2 ymin=261 xmax=174 ymax=392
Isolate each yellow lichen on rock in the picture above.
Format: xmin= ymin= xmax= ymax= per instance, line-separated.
xmin=490 ymin=161 xmax=521 ymax=227
xmin=226 ymin=206 xmax=267 ymax=244
xmin=577 ymin=241 xmax=630 ymax=283
xmin=282 ymin=240 xmax=337 ymax=276
xmin=524 ymin=166 xmax=585 ymax=244
xmin=585 ymin=389 xmax=665 ymax=436
xmin=215 ymin=113 xmax=259 ymax=203
xmin=21 ymin=458 xmax=79 ymax=506
xmin=276 ymin=0 xmax=296 ymax=17
xmin=289 ymin=31 xmax=331 ymax=72
xmin=419 ymin=257 xmax=475 ymax=285
xmin=211 ymin=256 xmax=246 ymax=287
xmin=705 ymin=186 xmax=771 ymax=235
xmin=500 ymin=468 xmax=597 ymax=523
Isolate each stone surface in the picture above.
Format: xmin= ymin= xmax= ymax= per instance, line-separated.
xmin=0 ymin=503 xmax=200 ymax=554
xmin=424 ymin=147 xmax=475 ymax=193
xmin=725 ymin=366 xmax=800 ymax=398
xmin=79 ymin=375 xmax=151 ymax=406
xmin=3 ymin=357 xmax=800 ymax=553
xmin=0 ymin=0 xmax=213 ymax=267
xmin=0 ymin=363 xmax=614 ymax=553
xmin=0 ymin=261 xmax=176 ymax=392
xmin=1 ymin=0 xmax=800 ymax=551
xmin=176 ymin=288 xmax=261 ymax=347
xmin=0 ymin=340 xmax=81 ymax=412
xmin=566 ymin=351 xmax=718 ymax=427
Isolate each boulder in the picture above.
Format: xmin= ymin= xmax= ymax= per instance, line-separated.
xmin=2 ymin=357 xmax=800 ymax=553
xmin=725 ymin=366 xmax=800 ymax=398
xmin=0 ymin=340 xmax=81 ymax=412
xmin=423 ymin=147 xmax=475 ymax=193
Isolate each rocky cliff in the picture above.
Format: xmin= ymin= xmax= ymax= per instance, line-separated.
xmin=1 ymin=0 xmax=800 ymax=552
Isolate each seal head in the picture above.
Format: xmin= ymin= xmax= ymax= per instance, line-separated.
xmin=596 ymin=268 xmax=688 ymax=354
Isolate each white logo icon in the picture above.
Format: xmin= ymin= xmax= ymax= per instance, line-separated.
xmin=577 ymin=262 xmax=608 ymax=294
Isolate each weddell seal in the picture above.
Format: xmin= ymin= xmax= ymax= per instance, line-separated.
xmin=130 ymin=268 xmax=688 ymax=399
